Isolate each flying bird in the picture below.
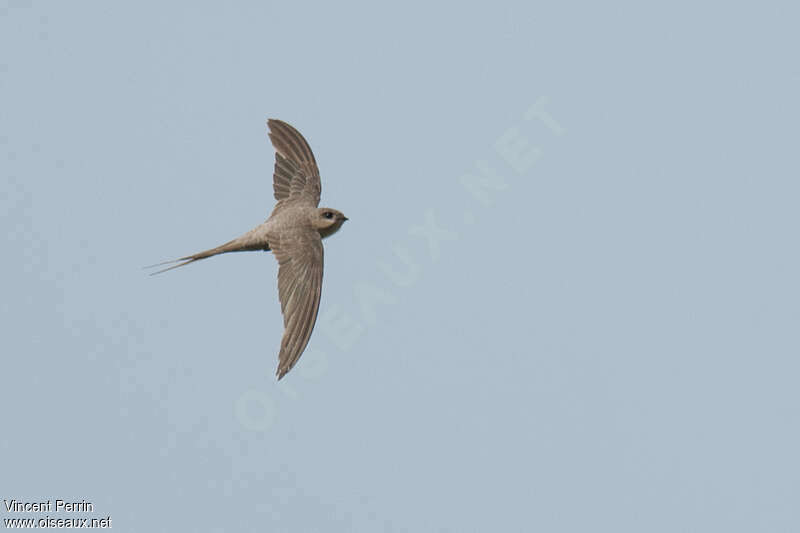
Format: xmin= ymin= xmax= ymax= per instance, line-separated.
xmin=148 ymin=119 xmax=348 ymax=379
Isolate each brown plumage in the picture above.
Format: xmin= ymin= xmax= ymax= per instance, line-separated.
xmin=148 ymin=119 xmax=348 ymax=379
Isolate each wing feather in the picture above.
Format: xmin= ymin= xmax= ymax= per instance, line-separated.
xmin=271 ymin=231 xmax=324 ymax=379
xmin=268 ymin=119 xmax=321 ymax=207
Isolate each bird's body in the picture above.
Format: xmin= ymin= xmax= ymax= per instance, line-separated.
xmin=150 ymin=119 xmax=347 ymax=379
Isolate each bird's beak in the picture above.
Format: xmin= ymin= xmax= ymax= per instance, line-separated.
xmin=342 ymin=216 xmax=349 ymax=221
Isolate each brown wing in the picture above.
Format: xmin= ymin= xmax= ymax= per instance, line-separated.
xmin=271 ymin=230 xmax=324 ymax=379
xmin=268 ymin=119 xmax=321 ymax=207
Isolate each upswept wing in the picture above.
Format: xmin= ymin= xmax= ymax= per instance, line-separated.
xmin=268 ymin=119 xmax=321 ymax=207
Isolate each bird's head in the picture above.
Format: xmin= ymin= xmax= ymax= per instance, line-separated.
xmin=313 ymin=208 xmax=348 ymax=238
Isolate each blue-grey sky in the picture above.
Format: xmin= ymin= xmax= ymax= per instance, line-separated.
xmin=2 ymin=2 xmax=798 ymax=532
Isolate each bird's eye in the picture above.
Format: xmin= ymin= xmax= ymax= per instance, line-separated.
xmin=324 ymin=212 xmax=334 ymax=219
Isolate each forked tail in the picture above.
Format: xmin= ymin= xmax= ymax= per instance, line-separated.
xmin=145 ymin=238 xmax=269 ymax=275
